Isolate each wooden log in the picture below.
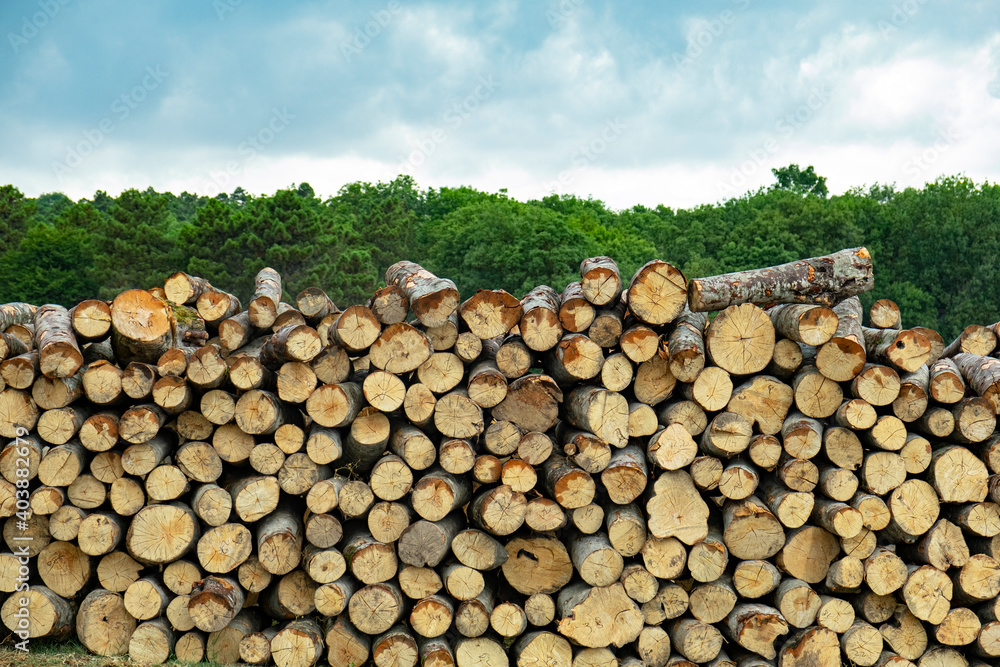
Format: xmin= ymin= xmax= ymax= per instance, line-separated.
xmin=893 ymin=366 xmax=929 ymax=422
xmin=852 ymin=363 xmax=901 ymax=406
xmin=258 ymin=508 xmax=304 ymax=575
xmin=777 ymin=625 xmax=841 ymax=667
xmin=385 ymin=261 xmax=459 ymax=328
xmin=76 ymin=588 xmax=136 ymax=656
xmin=460 ymin=288 xmax=521 ymax=339
xmin=841 ymin=620 xmax=884 ymax=666
xmin=558 ymin=582 xmax=644 ymax=649
xmin=768 ymin=303 xmax=839 ymax=346
xmin=954 ymin=353 xmax=1000 ymax=413
xmin=369 ymin=322 xmax=433 ymax=373
xmin=560 ymin=281 xmax=596 ymax=333
xmin=364 ymin=285 xmax=406 ymax=325
xmin=815 ymin=296 xmax=867 ymax=381
xmin=621 ymin=322 xmax=659 ymax=363
xmin=667 ymin=306 xmax=707 ymax=382
xmin=944 ymin=324 xmax=998 ymax=358
xmin=626 ymin=260 xmax=688 ymax=325
xmin=0 ymin=352 xmax=39 ymax=390
xmin=271 ymin=617 xmax=324 ymax=667
xmin=34 ymin=304 xmax=83 ymax=378
xmin=580 ymin=256 xmax=623 ymax=306
xmin=646 ymin=469 xmax=710 ymax=545
xmin=723 ymin=375 xmax=793 ymax=436
xmin=864 ymin=327 xmax=932 ymax=373
xmin=931 ymin=357 xmax=966 ymax=404
xmin=705 ymin=304 xmax=775 ymax=375
xmin=725 ymin=603 xmax=789 ymax=659
xmin=732 ymin=559 xmax=782 ymax=599
xmin=792 ymin=364 xmax=842 ymax=418
xmin=112 ymin=289 xmax=176 ymax=365
xmin=690 ymin=248 xmax=873 ymax=311
xmin=350 ymin=581 xmax=406 ymax=635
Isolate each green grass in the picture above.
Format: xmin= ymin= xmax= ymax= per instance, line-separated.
xmin=0 ymin=639 xmax=227 ymax=667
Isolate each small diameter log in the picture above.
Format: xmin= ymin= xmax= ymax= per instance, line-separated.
xmin=364 ymin=285 xmax=406 ymax=326
xmin=777 ymin=624 xmax=842 ymax=667
xmin=769 ymin=303 xmax=839 ymax=346
xmin=0 ymin=352 xmax=39 ymax=390
xmin=682 ymin=366 xmax=732 ymax=413
xmin=628 ymin=260 xmax=688 ymax=325
xmin=331 ymin=305 xmax=381 ymax=354
xmin=815 ymin=296 xmax=867 ymax=381
xmin=668 ymin=306 xmax=707 ymax=382
xmin=732 ymin=559 xmax=782 ymax=598
xmin=560 ymin=282 xmax=596 ymax=333
xmin=248 ymin=267 xmax=282 ymax=328
xmin=34 ymin=304 xmax=83 ymax=378
xmin=385 ymin=261 xmax=459 ymax=328
xmin=706 ymin=303 xmax=775 ymax=375
xmin=893 ymin=366 xmax=929 ymax=422
xmin=841 ymin=621 xmax=884 ymax=666
xmin=566 ymin=385 xmax=628 ymax=447
xmin=690 ymin=247 xmax=873 ymax=311
xmin=793 ymin=364 xmax=843 ymax=418
xmin=727 ymin=375 xmax=793 ymax=435
xmin=954 ymin=353 xmax=1000 ymax=413
xmin=580 ymin=256 xmax=623 ymax=305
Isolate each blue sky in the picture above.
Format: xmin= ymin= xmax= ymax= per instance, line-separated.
xmin=1 ymin=0 xmax=998 ymax=209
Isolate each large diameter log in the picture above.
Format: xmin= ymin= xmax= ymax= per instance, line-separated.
xmin=627 ymin=260 xmax=688 ymax=325
xmin=502 ymin=534 xmax=573 ymax=595
xmin=34 ymin=304 xmax=83 ymax=378
xmin=130 ymin=617 xmax=176 ymax=665
xmin=76 ymin=588 xmax=136 ymax=656
xmin=493 ymin=374 xmax=562 ymax=433
xmin=460 ymin=288 xmax=521 ymax=339
xmin=778 ymin=626 xmax=841 ymax=667
xmin=689 ymin=247 xmax=873 ymax=311
xmin=725 ymin=604 xmax=789 ymax=659
xmin=864 ymin=327 xmax=932 ymax=373
xmin=385 ymin=261 xmax=459 ymax=327
xmin=271 ymin=618 xmax=324 ymax=667
xmin=369 ymin=323 xmax=433 ymax=374
xmin=557 ymin=582 xmax=644 ymax=648
xmin=126 ymin=502 xmax=200 ymax=565
xmin=705 ymin=303 xmax=775 ymax=375
xmin=189 ymin=575 xmax=245 ymax=633
xmin=647 ymin=470 xmax=710 ymax=545
xmin=722 ymin=495 xmax=785 ymax=559
xmin=566 ymin=385 xmax=628 ymax=447
xmin=110 ymin=289 xmax=175 ymax=365
xmin=0 ymin=584 xmax=73 ymax=639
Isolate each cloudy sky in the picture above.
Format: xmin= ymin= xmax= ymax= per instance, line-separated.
xmin=1 ymin=0 xmax=998 ymax=209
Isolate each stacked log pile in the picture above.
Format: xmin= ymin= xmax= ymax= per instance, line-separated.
xmin=0 ymin=248 xmax=998 ymax=667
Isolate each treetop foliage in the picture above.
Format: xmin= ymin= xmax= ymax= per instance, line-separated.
xmin=1 ymin=166 xmax=997 ymax=339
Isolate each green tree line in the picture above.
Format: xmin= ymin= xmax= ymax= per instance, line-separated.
xmin=1 ymin=166 xmax=997 ymax=340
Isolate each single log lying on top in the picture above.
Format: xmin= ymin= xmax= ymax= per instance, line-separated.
xmin=385 ymin=261 xmax=460 ymax=328
xmin=689 ymin=247 xmax=873 ymax=312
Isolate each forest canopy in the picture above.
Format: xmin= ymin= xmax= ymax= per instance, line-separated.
xmin=1 ymin=165 xmax=997 ymax=340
